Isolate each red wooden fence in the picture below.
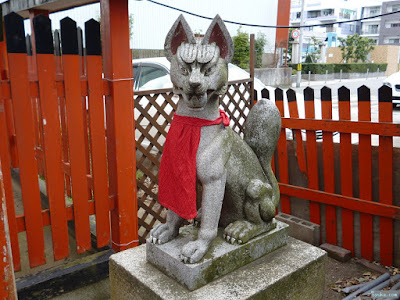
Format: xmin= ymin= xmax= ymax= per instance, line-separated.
xmin=0 ymin=12 xmax=137 ymax=272
xmin=276 ymin=85 xmax=400 ymax=266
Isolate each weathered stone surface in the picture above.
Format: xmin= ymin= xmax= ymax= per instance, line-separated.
xmin=320 ymin=243 xmax=351 ymax=262
xmin=276 ymin=212 xmax=320 ymax=246
xmin=149 ymin=15 xmax=282 ymax=264
xmin=146 ymin=221 xmax=288 ymax=291
xmin=110 ymin=237 xmax=327 ymax=300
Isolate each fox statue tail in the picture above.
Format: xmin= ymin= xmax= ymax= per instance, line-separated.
xmin=244 ymin=98 xmax=281 ymax=209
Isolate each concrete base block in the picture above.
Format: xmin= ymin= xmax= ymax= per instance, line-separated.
xmin=109 ymin=237 xmax=327 ymax=300
xmin=146 ymin=220 xmax=288 ymax=290
xmin=276 ymin=213 xmax=320 ymax=246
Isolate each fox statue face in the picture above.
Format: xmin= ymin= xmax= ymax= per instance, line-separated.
xmin=164 ymin=15 xmax=234 ymax=109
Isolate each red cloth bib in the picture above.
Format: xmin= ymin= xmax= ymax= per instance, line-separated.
xmin=158 ymin=110 xmax=230 ymax=219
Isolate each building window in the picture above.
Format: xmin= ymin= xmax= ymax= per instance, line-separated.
xmin=365 ymin=24 xmax=379 ymax=34
xmin=369 ymin=6 xmax=381 ymax=17
xmin=339 ymin=8 xmax=355 ymax=19
xmin=326 ymin=24 xmax=334 ymax=32
xmin=384 ymin=37 xmax=400 ymax=44
xmin=308 ymin=10 xmax=321 ymax=18
xmin=389 ymin=4 xmax=400 ymax=12
xmin=387 ymin=22 xmax=400 ymax=28
xmin=322 ymin=9 xmax=334 ymax=16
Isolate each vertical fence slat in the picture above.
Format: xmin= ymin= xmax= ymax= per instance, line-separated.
xmin=85 ymin=19 xmax=110 ymax=248
xmin=338 ymin=86 xmax=354 ymax=255
xmin=0 ymin=36 xmax=17 ymax=168
xmin=321 ymin=87 xmax=337 ymax=245
xmin=78 ymin=26 xmax=92 ymax=200
xmin=3 ymin=96 xmax=18 ymax=168
xmin=0 ymin=88 xmax=20 ymax=270
xmin=275 ymin=88 xmax=290 ymax=214
xmin=4 ymin=12 xmax=45 ymax=267
xmin=33 ymin=14 xmax=69 ymax=260
xmin=101 ymin=0 xmax=138 ymax=251
xmin=0 ymin=168 xmax=17 ymax=299
xmin=54 ymin=29 xmax=72 ymax=198
xmin=27 ymin=33 xmax=45 ymax=178
xmin=286 ymin=89 xmax=307 ymax=174
xmin=304 ymin=87 xmax=320 ymax=225
xmin=357 ymin=85 xmax=373 ymax=261
xmin=378 ymin=85 xmax=393 ymax=266
xmin=60 ymin=17 xmax=91 ymax=253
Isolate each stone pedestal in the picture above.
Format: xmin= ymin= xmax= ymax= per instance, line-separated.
xmin=110 ymin=236 xmax=327 ymax=300
xmin=147 ymin=221 xmax=288 ymax=290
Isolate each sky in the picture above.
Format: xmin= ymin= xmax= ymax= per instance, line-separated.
xmin=21 ymin=0 xmax=279 ymax=52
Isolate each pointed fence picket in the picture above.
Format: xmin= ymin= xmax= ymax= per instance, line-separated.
xmin=276 ymin=84 xmax=399 ymax=266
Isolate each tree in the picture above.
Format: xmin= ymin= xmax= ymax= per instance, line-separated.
xmin=305 ymin=36 xmax=322 ymax=63
xmin=232 ymin=27 xmax=250 ymax=69
xmin=255 ymin=33 xmax=267 ymax=68
xmin=338 ymin=34 xmax=375 ymax=63
xmin=232 ymin=27 xmax=267 ymax=69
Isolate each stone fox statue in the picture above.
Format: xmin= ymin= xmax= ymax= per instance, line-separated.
xmin=148 ymin=15 xmax=281 ymax=264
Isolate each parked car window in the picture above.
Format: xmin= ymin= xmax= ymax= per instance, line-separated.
xmin=138 ymin=66 xmax=169 ymax=90
xmin=133 ymin=65 xmax=140 ymax=90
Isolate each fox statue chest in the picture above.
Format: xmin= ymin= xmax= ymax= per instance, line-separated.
xmin=196 ymin=124 xmax=231 ymax=185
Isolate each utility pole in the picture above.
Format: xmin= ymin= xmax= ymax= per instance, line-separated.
xmin=296 ymin=0 xmax=306 ymax=87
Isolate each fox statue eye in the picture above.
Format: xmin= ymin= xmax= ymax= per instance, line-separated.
xmin=204 ymin=66 xmax=215 ymax=76
xmin=180 ymin=66 xmax=188 ymax=75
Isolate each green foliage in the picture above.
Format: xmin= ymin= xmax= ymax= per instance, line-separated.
xmin=338 ymin=34 xmax=375 ymax=63
xmin=333 ymin=63 xmax=387 ymax=73
xmin=288 ymin=63 xmax=387 ymax=74
xmin=232 ymin=27 xmax=267 ymax=69
xmin=287 ymin=28 xmax=294 ymax=57
xmin=232 ymin=27 xmax=250 ymax=69
xmin=255 ymin=33 xmax=267 ymax=68
xmin=288 ymin=63 xmax=334 ymax=74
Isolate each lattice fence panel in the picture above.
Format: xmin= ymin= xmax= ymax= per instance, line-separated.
xmin=134 ymin=81 xmax=252 ymax=243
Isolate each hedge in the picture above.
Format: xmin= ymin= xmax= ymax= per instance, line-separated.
xmin=288 ymin=63 xmax=387 ymax=74
xmin=288 ymin=63 xmax=334 ymax=74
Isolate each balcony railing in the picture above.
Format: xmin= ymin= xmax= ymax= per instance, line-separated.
xmin=361 ymin=29 xmax=379 ymax=35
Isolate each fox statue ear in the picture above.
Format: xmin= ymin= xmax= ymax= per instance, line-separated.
xmin=202 ymin=15 xmax=234 ymax=63
xmin=164 ymin=14 xmax=196 ymax=62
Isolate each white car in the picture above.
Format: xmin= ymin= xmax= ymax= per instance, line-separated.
xmin=132 ymin=57 xmax=270 ymax=99
xmin=383 ymin=71 xmax=400 ymax=108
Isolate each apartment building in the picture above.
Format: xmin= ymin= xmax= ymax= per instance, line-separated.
xmin=290 ymin=0 xmax=358 ymax=49
xmin=360 ymin=5 xmax=381 ymax=44
xmin=379 ymin=0 xmax=400 ymax=45
xmin=360 ymin=1 xmax=400 ymax=45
